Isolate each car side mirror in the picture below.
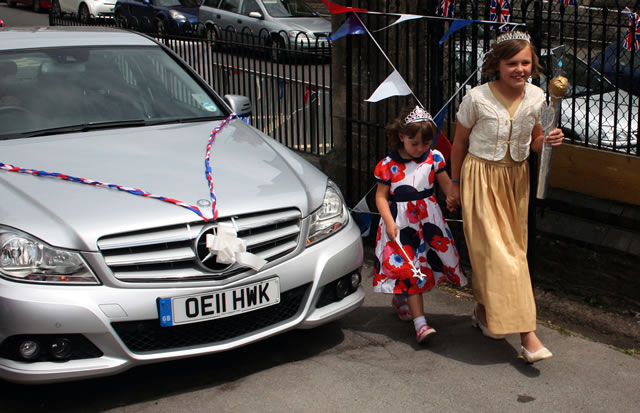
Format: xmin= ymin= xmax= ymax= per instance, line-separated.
xmin=248 ymin=11 xmax=263 ymax=19
xmin=224 ymin=94 xmax=252 ymax=117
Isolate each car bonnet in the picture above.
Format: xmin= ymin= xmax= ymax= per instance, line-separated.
xmin=0 ymin=119 xmax=327 ymax=250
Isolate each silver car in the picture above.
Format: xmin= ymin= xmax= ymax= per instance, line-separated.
xmin=199 ymin=0 xmax=331 ymax=60
xmin=0 ymin=26 xmax=363 ymax=384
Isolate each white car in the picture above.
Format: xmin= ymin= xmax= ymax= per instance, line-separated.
xmin=53 ymin=0 xmax=117 ymax=23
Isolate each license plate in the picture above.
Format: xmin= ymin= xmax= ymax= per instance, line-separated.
xmin=158 ymin=278 xmax=280 ymax=327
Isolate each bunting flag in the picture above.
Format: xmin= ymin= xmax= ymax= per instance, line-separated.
xmin=439 ymin=19 xmax=477 ymax=46
xmin=623 ymin=12 xmax=640 ymax=51
xmin=374 ymin=14 xmax=423 ymax=32
xmin=560 ymin=0 xmax=576 ymax=5
xmin=327 ymin=13 xmax=367 ymax=41
xmin=490 ymin=0 xmax=511 ymax=32
xmin=321 ymin=0 xmax=368 ymax=14
xmin=352 ymin=194 xmax=374 ymax=237
xmin=437 ymin=0 xmax=456 ymax=18
xmin=365 ymin=69 xmax=412 ymax=102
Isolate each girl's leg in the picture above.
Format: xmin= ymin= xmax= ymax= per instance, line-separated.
xmin=407 ymin=293 xmax=424 ymax=318
xmin=520 ymin=331 xmax=552 ymax=363
xmin=408 ymin=294 xmax=435 ymax=342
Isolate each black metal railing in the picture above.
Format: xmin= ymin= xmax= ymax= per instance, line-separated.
xmin=49 ymin=12 xmax=333 ymax=155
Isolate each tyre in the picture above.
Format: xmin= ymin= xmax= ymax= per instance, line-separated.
xmin=78 ymin=4 xmax=90 ymax=24
xmin=115 ymin=12 xmax=128 ymax=29
xmin=155 ymin=18 xmax=167 ymax=36
xmin=271 ymin=36 xmax=287 ymax=63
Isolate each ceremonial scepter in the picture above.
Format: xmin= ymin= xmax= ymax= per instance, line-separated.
xmin=536 ymin=45 xmax=569 ymax=199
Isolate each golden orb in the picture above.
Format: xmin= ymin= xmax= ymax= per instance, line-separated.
xmin=549 ymin=76 xmax=569 ymax=101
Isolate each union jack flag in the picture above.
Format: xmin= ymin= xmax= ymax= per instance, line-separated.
xmin=437 ymin=0 xmax=455 ymax=18
xmin=623 ymin=12 xmax=640 ymax=51
xmin=490 ymin=0 xmax=511 ymax=32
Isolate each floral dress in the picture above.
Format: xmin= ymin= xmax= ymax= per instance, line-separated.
xmin=373 ymin=149 xmax=467 ymax=295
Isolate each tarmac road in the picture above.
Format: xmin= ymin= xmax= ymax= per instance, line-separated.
xmin=1 ymin=256 xmax=639 ymax=412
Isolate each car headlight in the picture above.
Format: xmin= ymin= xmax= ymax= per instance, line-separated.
xmin=307 ymin=181 xmax=349 ymax=246
xmin=170 ymin=10 xmax=187 ymax=21
xmin=0 ymin=228 xmax=99 ymax=284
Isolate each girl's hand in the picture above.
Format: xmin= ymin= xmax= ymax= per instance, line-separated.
xmin=447 ymin=184 xmax=461 ymax=212
xmin=385 ymin=221 xmax=398 ymax=240
xmin=545 ymin=128 xmax=564 ymax=146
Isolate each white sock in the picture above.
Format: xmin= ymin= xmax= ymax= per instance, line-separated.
xmin=413 ymin=316 xmax=427 ymax=331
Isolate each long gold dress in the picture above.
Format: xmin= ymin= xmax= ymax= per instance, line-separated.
xmin=458 ymin=82 xmax=542 ymax=335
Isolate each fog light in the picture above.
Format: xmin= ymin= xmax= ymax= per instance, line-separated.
xmin=336 ymin=278 xmax=350 ymax=299
xmin=350 ymin=273 xmax=361 ymax=289
xmin=50 ymin=338 xmax=73 ymax=360
xmin=19 ymin=340 xmax=41 ymax=360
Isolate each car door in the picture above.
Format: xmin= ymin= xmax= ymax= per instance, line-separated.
xmin=58 ymin=0 xmax=80 ymax=14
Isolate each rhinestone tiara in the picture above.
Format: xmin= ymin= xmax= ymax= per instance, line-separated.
xmin=496 ymin=30 xmax=531 ymax=44
xmin=404 ymin=105 xmax=435 ymax=126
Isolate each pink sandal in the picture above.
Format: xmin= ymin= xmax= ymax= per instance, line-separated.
xmin=391 ymin=295 xmax=412 ymax=321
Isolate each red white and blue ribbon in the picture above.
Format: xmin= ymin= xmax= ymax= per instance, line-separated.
xmin=623 ymin=12 xmax=640 ymax=52
xmin=0 ymin=113 xmax=237 ymax=222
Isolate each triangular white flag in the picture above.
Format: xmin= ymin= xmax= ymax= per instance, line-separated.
xmin=365 ymin=70 xmax=412 ymax=102
xmin=374 ymin=14 xmax=423 ymax=32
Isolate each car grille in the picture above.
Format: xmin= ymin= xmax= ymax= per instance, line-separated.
xmin=111 ymin=283 xmax=308 ymax=353
xmin=97 ymin=209 xmax=301 ymax=282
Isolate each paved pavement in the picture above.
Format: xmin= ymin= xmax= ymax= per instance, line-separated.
xmin=2 ymin=256 xmax=638 ymax=412
xmin=106 ymin=260 xmax=640 ymax=412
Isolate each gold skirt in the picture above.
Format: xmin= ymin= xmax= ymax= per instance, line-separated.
xmin=460 ymin=154 xmax=537 ymax=335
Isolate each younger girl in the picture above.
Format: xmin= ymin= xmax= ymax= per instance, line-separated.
xmin=373 ymin=105 xmax=467 ymax=343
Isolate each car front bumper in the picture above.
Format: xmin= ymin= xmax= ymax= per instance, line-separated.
xmin=0 ymin=218 xmax=363 ymax=384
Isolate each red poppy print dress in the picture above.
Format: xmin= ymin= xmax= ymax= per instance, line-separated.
xmin=373 ymin=149 xmax=467 ymax=295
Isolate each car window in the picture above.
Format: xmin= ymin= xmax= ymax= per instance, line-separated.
xmin=219 ymin=0 xmax=239 ymax=12
xmin=263 ymin=0 xmax=318 ymax=17
xmin=0 ymin=46 xmax=225 ymax=139
xmin=155 ymin=0 xmax=201 ymax=7
xmin=202 ymin=0 xmax=219 ymax=6
xmin=241 ymin=0 xmax=261 ymax=16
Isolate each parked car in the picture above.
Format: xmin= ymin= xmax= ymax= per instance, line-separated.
xmin=52 ymin=0 xmax=117 ymax=23
xmin=590 ymin=39 xmax=640 ymax=97
xmin=539 ymin=50 xmax=638 ymax=152
xmin=453 ymin=46 xmax=638 ymax=152
xmin=199 ymin=0 xmax=331 ymax=61
xmin=5 ymin=0 xmax=51 ymax=12
xmin=114 ymin=0 xmax=200 ymax=35
xmin=0 ymin=26 xmax=364 ymax=384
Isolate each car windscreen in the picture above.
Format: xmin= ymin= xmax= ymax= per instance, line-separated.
xmin=156 ymin=0 xmax=202 ymax=7
xmin=0 ymin=45 xmax=226 ymax=139
xmin=263 ymin=0 xmax=319 ymax=17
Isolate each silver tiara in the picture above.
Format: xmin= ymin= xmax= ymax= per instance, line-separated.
xmin=404 ymin=105 xmax=435 ymax=125
xmin=496 ymin=31 xmax=531 ymax=44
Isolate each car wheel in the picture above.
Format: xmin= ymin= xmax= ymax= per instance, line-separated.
xmin=205 ymin=25 xmax=219 ymax=50
xmin=78 ymin=4 xmax=90 ymax=24
xmin=155 ymin=18 xmax=167 ymax=36
xmin=115 ymin=12 xmax=128 ymax=29
xmin=271 ymin=36 xmax=287 ymax=63
xmin=52 ymin=0 xmax=62 ymax=16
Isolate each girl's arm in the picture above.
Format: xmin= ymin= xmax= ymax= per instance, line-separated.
xmin=375 ymin=182 xmax=398 ymax=240
xmin=436 ymin=169 xmax=453 ymax=198
xmin=531 ymin=125 xmax=564 ymax=153
xmin=447 ymin=125 xmax=471 ymax=210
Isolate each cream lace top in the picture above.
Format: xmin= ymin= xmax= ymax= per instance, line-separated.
xmin=456 ymin=82 xmax=544 ymax=162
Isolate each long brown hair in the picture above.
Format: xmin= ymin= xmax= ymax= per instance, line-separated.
xmin=482 ymin=39 xmax=544 ymax=79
